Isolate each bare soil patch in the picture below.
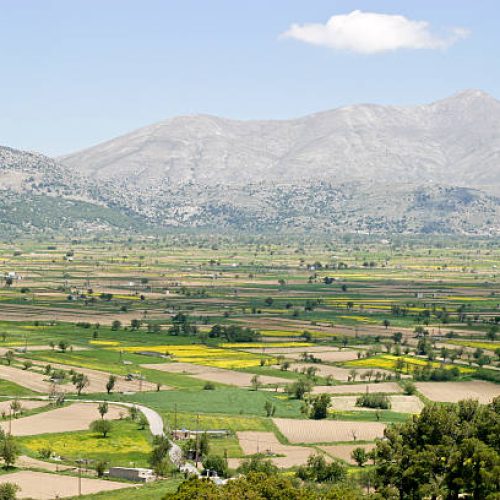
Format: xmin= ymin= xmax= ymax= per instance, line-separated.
xmin=312 ymin=382 xmax=403 ymax=395
xmin=0 ymin=400 xmax=47 ymax=414
xmin=141 ymin=362 xmax=288 ymax=387
xmin=329 ymin=395 xmax=424 ymax=413
xmin=415 ymin=381 xmax=500 ymax=404
xmin=288 ymin=363 xmax=395 ymax=382
xmin=273 ymin=418 xmax=386 ymax=443
xmin=0 ymin=470 xmax=135 ymax=499
xmin=1 ymin=402 xmax=123 ymax=436
xmin=0 ymin=362 xmax=159 ymax=394
xmin=16 ymin=455 xmax=76 ymax=472
xmin=229 ymin=431 xmax=315 ymax=468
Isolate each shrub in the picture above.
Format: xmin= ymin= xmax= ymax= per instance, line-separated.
xmin=356 ymin=393 xmax=391 ymax=410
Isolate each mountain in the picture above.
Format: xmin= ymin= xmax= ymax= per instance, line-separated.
xmin=61 ymin=90 xmax=500 ymax=192
xmin=0 ymin=146 xmax=143 ymax=236
xmin=57 ymin=90 xmax=500 ymax=235
xmin=2 ymin=90 xmax=499 ymax=236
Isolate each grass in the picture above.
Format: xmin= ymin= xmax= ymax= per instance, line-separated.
xmin=0 ymin=379 xmax=37 ymax=397
xmin=72 ymin=478 xmax=183 ymax=500
xmin=329 ymin=410 xmax=412 ymax=423
xmin=113 ymin=387 xmax=303 ymax=419
xmin=165 ymin=411 xmax=277 ymax=434
xmin=19 ymin=419 xmax=153 ymax=468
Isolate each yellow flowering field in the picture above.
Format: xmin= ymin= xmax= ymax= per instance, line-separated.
xmin=221 ymin=342 xmax=313 ymax=349
xmin=346 ymin=354 xmax=474 ymax=374
xmin=114 ymin=344 xmax=270 ymax=368
xmin=447 ymin=340 xmax=500 ymax=351
xmin=258 ymin=330 xmax=304 ymax=337
xmin=89 ymin=340 xmax=121 ymax=346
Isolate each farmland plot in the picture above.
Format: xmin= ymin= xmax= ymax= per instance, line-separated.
xmin=312 ymin=382 xmax=403 ymax=395
xmin=329 ymin=395 xmax=424 ymax=413
xmin=0 ymin=471 xmax=135 ymax=499
xmin=228 ymin=431 xmax=316 ymax=468
xmin=1 ymin=403 xmax=123 ymax=436
xmin=288 ymin=363 xmax=395 ymax=382
xmin=415 ymin=381 xmax=500 ymax=404
xmin=273 ymin=418 xmax=386 ymax=443
xmin=320 ymin=443 xmax=376 ymax=464
xmin=141 ymin=362 xmax=288 ymax=387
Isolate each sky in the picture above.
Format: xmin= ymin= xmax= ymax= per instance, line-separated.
xmin=1 ymin=0 xmax=499 ymax=156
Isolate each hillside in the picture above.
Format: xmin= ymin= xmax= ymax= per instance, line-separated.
xmin=61 ymin=90 xmax=500 ymax=193
xmin=2 ymin=90 xmax=500 ymax=236
xmin=0 ymin=146 xmax=144 ymax=236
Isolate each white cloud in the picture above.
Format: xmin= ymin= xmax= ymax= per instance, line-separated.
xmin=281 ymin=10 xmax=469 ymax=54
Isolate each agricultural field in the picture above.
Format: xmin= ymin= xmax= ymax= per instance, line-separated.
xmin=0 ymin=237 xmax=497 ymax=497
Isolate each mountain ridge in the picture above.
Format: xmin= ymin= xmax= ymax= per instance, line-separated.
xmin=60 ymin=89 xmax=500 ymax=193
xmin=1 ymin=90 xmax=499 ymax=236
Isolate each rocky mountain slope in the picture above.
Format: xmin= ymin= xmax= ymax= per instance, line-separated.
xmin=2 ymin=90 xmax=499 ymax=236
xmin=0 ymin=146 xmax=143 ymax=235
xmin=61 ymin=90 xmax=500 ymax=194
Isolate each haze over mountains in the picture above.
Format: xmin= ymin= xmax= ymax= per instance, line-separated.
xmin=1 ymin=90 xmax=499 ymax=236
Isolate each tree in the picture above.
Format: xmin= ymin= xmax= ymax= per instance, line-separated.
xmin=392 ymin=332 xmax=403 ymax=344
xmin=402 ymin=381 xmax=417 ymax=396
xmin=296 ymin=454 xmax=346 ymax=483
xmin=9 ymin=400 xmax=22 ymax=418
xmin=3 ymin=351 xmax=14 ymax=366
xmin=128 ymin=405 xmax=139 ymax=421
xmin=382 ymin=319 xmax=390 ymax=329
xmin=149 ymin=435 xmax=171 ymax=473
xmin=106 ymin=375 xmax=117 ymax=394
xmin=98 ymin=402 xmax=108 ymax=419
xmin=236 ymin=456 xmax=278 ymax=476
xmin=202 ymin=454 xmax=229 ymax=478
xmin=486 ymin=325 xmax=498 ymax=341
xmin=286 ymin=378 xmax=313 ymax=400
xmin=372 ymin=397 xmax=500 ymax=499
xmin=138 ymin=414 xmax=148 ymax=430
xmin=58 ymin=341 xmax=69 ymax=353
xmin=309 ymin=394 xmax=331 ymax=420
xmin=90 ymin=419 xmax=112 ymax=438
xmin=351 ymin=447 xmax=368 ymax=467
xmin=251 ymin=375 xmax=262 ymax=391
xmin=95 ymin=461 xmax=107 ymax=478
xmin=72 ymin=373 xmax=89 ymax=395
xmin=0 ymin=434 xmax=19 ymax=468
xmin=0 ymin=483 xmax=20 ymax=500
xmin=111 ymin=320 xmax=121 ymax=331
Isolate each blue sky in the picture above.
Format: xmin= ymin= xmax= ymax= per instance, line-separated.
xmin=1 ymin=0 xmax=499 ymax=155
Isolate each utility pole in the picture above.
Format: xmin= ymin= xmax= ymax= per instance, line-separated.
xmin=195 ymin=414 xmax=200 ymax=468
xmin=78 ymin=461 xmax=82 ymax=496
xmin=174 ymin=403 xmax=178 ymax=432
